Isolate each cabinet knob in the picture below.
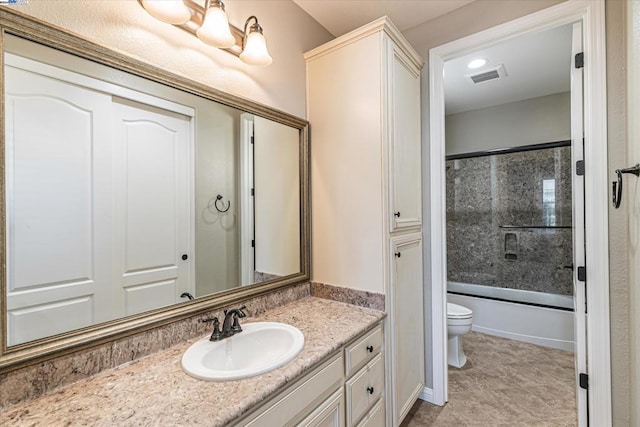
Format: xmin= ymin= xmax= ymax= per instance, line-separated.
xmin=366 ymin=345 xmax=374 ymax=353
xmin=395 ymin=252 xmax=401 ymax=258
xmin=394 ymin=211 xmax=401 ymax=218
xmin=181 ymin=254 xmax=188 ymax=261
xmin=367 ymin=386 xmax=374 ymax=394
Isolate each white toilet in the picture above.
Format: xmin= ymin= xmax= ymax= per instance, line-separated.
xmin=447 ymin=302 xmax=473 ymax=368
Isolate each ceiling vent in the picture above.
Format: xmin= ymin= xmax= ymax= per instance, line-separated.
xmin=466 ymin=64 xmax=507 ymax=84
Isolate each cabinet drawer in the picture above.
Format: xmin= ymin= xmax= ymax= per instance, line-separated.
xmin=246 ymin=354 xmax=344 ymax=427
xmin=297 ymin=388 xmax=345 ymax=427
xmin=345 ymin=353 xmax=384 ymax=426
xmin=355 ymin=399 xmax=385 ymax=427
xmin=345 ymin=324 xmax=383 ymax=376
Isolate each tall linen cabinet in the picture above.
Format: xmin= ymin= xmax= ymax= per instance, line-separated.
xmin=305 ymin=17 xmax=425 ymax=426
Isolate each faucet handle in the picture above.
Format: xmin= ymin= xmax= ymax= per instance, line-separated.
xmin=237 ymin=305 xmax=247 ymax=318
xmin=231 ymin=315 xmax=243 ymax=333
xmin=208 ymin=317 xmax=223 ymax=341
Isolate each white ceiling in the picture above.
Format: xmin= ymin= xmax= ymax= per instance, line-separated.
xmin=292 ymin=0 xmax=474 ymax=37
xmin=444 ymin=24 xmax=573 ymax=114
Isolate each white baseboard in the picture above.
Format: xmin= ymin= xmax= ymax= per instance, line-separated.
xmin=419 ymin=387 xmax=437 ymax=404
xmin=471 ymin=325 xmax=574 ymax=351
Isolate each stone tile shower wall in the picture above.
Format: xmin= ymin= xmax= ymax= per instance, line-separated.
xmin=446 ymin=146 xmax=573 ymax=296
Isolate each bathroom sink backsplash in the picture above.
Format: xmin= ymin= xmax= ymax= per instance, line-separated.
xmin=0 ymin=282 xmax=311 ymax=410
xmin=0 ymin=281 xmax=384 ymax=410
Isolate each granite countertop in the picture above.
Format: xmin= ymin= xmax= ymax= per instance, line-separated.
xmin=0 ymin=297 xmax=385 ymax=426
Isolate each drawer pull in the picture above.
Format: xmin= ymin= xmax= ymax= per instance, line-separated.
xmin=367 ymin=386 xmax=374 ymax=394
xmin=366 ymin=345 xmax=374 ymax=353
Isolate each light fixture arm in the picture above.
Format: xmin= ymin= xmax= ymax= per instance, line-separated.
xmin=207 ymin=0 xmax=224 ymax=12
xmin=242 ymin=16 xmax=261 ymax=50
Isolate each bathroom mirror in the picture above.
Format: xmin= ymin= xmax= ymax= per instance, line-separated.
xmin=0 ymin=9 xmax=309 ymax=370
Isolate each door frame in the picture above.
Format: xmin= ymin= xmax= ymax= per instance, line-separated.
xmin=239 ymin=113 xmax=255 ymax=285
xmin=427 ymin=1 xmax=610 ymax=425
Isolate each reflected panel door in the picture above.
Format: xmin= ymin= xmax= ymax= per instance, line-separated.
xmin=112 ymin=98 xmax=192 ymax=316
xmin=5 ymin=65 xmax=113 ymax=345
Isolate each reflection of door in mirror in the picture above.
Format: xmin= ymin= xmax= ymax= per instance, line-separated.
xmin=5 ymin=51 xmax=195 ymax=346
xmin=4 ymin=34 xmax=304 ymax=348
xmin=239 ymin=116 xmax=300 ymax=285
xmin=254 ymin=117 xmax=300 ymax=282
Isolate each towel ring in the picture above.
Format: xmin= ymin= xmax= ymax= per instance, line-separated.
xmin=612 ymin=163 xmax=640 ymax=209
xmin=213 ymin=194 xmax=231 ymax=213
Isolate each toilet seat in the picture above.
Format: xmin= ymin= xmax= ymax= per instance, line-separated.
xmin=447 ymin=302 xmax=473 ymax=319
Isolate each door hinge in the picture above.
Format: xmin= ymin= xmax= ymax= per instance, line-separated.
xmin=575 ymin=52 xmax=584 ymax=69
xmin=576 ymin=160 xmax=585 ymax=176
xmin=250 ymin=135 xmax=254 ymax=144
xmin=251 ymin=240 xmax=255 ymax=248
xmin=251 ymin=188 xmax=254 ymax=196
xmin=579 ymin=373 xmax=589 ymax=389
xmin=577 ymin=266 xmax=586 ymax=282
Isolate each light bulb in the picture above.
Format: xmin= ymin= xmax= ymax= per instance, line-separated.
xmin=240 ymin=29 xmax=272 ymax=66
xmin=467 ymin=58 xmax=487 ymax=69
xmin=197 ymin=2 xmax=235 ymax=48
xmin=141 ymin=0 xmax=191 ymax=25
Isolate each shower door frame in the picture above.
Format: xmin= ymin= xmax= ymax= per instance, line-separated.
xmin=427 ymin=1 xmax=610 ymax=426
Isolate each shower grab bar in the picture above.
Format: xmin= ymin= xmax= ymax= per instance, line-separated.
xmin=499 ymin=225 xmax=572 ymax=229
xmin=612 ymin=163 xmax=640 ymax=209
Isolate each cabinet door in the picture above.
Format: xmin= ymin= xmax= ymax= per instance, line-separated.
xmin=298 ymin=389 xmax=345 ymax=427
xmin=387 ymin=40 xmax=422 ymax=232
xmin=390 ymin=233 xmax=424 ymax=424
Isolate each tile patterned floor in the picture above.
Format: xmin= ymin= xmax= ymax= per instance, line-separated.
xmin=401 ymin=332 xmax=577 ymax=426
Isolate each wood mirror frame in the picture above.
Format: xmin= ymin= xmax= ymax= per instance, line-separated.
xmin=0 ymin=8 xmax=310 ymax=373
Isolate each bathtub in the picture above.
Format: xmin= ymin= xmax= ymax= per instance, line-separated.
xmin=447 ymin=281 xmax=575 ymax=351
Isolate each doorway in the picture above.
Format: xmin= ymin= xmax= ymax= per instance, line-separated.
xmin=427 ymin=1 xmax=610 ymax=426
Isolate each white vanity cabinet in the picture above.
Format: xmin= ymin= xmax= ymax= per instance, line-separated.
xmin=236 ymin=324 xmax=384 ymax=427
xmin=306 ymin=17 xmax=424 ymax=426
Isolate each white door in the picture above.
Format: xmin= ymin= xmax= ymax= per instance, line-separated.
xmin=112 ymin=98 xmax=192 ymax=317
xmin=390 ymin=232 xmax=425 ymax=424
xmin=5 ymin=65 xmax=114 ymax=345
xmin=253 ymin=116 xmax=300 ymax=278
xmin=570 ymin=21 xmax=588 ymax=427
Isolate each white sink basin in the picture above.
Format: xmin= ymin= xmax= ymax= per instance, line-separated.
xmin=181 ymin=321 xmax=304 ymax=381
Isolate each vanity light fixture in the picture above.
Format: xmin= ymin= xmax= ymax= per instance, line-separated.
xmin=467 ymin=58 xmax=487 ymax=69
xmin=139 ymin=0 xmax=272 ymax=66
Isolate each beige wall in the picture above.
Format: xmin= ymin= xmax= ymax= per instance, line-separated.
xmin=626 ymin=1 xmax=639 ymax=425
xmin=606 ymin=1 xmax=630 ymax=425
xmin=445 ymin=92 xmax=571 ymax=155
xmin=8 ymin=0 xmax=333 ymax=118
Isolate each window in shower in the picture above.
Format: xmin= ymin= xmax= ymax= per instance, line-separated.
xmin=542 ymin=178 xmax=556 ymax=227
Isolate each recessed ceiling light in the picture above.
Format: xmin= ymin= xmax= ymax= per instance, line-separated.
xmin=467 ymin=58 xmax=487 ymax=69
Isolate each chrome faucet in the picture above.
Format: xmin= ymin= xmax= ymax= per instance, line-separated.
xmin=221 ymin=305 xmax=247 ymax=338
